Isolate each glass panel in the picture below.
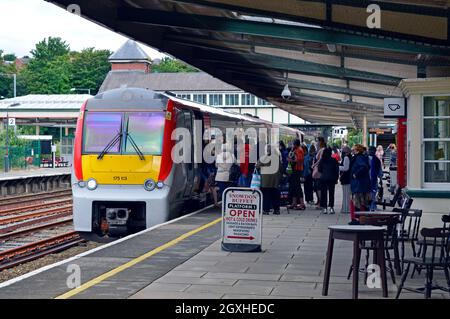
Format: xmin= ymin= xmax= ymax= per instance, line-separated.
xmin=424 ymin=96 xmax=450 ymax=117
xmin=424 ymin=162 xmax=450 ymax=183
xmin=424 ymin=141 xmax=450 ymax=160
xmin=424 ymin=119 xmax=450 ymax=138
xmin=209 ymin=94 xmax=223 ymax=106
xmin=125 ymin=112 xmax=165 ymax=155
xmin=193 ymin=94 xmax=207 ymax=104
xmin=83 ymin=112 xmax=122 ymax=153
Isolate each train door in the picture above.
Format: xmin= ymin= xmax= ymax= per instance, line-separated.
xmin=178 ymin=109 xmax=195 ymax=198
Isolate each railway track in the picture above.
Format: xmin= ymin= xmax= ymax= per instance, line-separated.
xmin=0 ymin=189 xmax=72 ymax=208
xmin=0 ymin=190 xmax=85 ymax=272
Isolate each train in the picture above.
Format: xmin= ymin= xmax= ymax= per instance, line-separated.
xmin=72 ymin=87 xmax=303 ymax=238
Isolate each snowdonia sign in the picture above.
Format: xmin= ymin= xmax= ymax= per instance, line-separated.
xmin=221 ymin=187 xmax=263 ymax=252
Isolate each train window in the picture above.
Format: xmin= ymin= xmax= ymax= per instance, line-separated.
xmin=124 ymin=112 xmax=165 ymax=155
xmin=83 ymin=112 xmax=123 ymax=153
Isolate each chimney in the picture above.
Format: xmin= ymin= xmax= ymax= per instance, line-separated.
xmin=109 ymin=40 xmax=151 ymax=73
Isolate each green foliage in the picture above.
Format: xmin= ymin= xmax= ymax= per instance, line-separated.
xmin=1 ymin=37 xmax=111 ymax=96
xmin=347 ymin=128 xmax=363 ymax=147
xmin=152 ymin=57 xmax=198 ymax=73
xmin=30 ymin=37 xmax=70 ymax=64
xmin=332 ymin=138 xmax=342 ymax=148
xmin=69 ymin=48 xmax=112 ymax=95
xmin=3 ymin=53 xmax=16 ymax=62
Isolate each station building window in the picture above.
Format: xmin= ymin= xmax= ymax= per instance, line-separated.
xmin=225 ymin=94 xmax=239 ymax=106
xmin=257 ymin=98 xmax=270 ymax=105
xmin=241 ymin=94 xmax=256 ymax=106
xmin=209 ymin=94 xmax=223 ymax=106
xmin=177 ymin=94 xmax=191 ymax=100
xmin=193 ymin=94 xmax=207 ymax=104
xmin=423 ymin=95 xmax=450 ymax=184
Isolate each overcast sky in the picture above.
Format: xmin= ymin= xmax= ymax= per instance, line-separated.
xmin=0 ymin=0 xmax=167 ymax=59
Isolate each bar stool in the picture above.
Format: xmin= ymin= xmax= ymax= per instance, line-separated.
xmin=322 ymin=225 xmax=388 ymax=299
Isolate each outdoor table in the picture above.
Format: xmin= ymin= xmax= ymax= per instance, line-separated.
xmin=356 ymin=211 xmax=402 ymax=275
xmin=322 ymin=225 xmax=388 ymax=299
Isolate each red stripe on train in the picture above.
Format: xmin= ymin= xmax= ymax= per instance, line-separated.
xmin=158 ymin=99 xmax=176 ymax=182
xmin=73 ymin=100 xmax=87 ymax=180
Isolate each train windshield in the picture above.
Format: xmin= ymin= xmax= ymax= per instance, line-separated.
xmin=124 ymin=112 xmax=165 ymax=155
xmin=83 ymin=112 xmax=123 ymax=153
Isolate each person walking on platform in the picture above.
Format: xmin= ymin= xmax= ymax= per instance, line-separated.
xmin=318 ymin=147 xmax=339 ymax=214
xmin=350 ymin=144 xmax=371 ymax=211
xmin=312 ymin=137 xmax=326 ymax=209
xmin=339 ymin=146 xmax=352 ymax=214
xmin=257 ymin=145 xmax=282 ymax=215
xmin=303 ymin=144 xmax=315 ymax=206
xmin=238 ymin=137 xmax=252 ymax=187
xmin=215 ymin=144 xmax=235 ymax=207
xmin=287 ymin=139 xmax=306 ymax=210
xmin=368 ymin=146 xmax=382 ymax=211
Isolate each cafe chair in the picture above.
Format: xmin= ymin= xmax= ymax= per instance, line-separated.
xmin=347 ymin=216 xmax=400 ymax=285
xmin=395 ymin=228 xmax=450 ymax=299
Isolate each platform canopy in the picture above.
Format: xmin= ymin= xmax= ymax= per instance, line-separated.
xmin=47 ymin=0 xmax=450 ymax=127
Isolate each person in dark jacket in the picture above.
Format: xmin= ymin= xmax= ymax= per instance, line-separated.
xmin=350 ymin=144 xmax=371 ymax=211
xmin=368 ymin=146 xmax=382 ymax=211
xmin=303 ymin=145 xmax=315 ymax=205
xmin=318 ymin=147 xmax=339 ymax=214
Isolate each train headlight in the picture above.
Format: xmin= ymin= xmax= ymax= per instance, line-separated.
xmin=87 ymin=178 xmax=98 ymax=191
xmin=144 ymin=179 xmax=156 ymax=191
xmin=156 ymin=181 xmax=164 ymax=189
xmin=77 ymin=180 xmax=86 ymax=188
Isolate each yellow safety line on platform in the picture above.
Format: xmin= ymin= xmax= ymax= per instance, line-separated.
xmin=55 ymin=217 xmax=222 ymax=299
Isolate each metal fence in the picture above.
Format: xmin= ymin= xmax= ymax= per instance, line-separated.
xmin=0 ymin=141 xmax=42 ymax=171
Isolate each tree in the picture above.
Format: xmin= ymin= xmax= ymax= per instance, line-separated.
xmin=69 ymin=48 xmax=112 ymax=95
xmin=22 ymin=54 xmax=71 ymax=94
xmin=30 ymin=37 xmax=70 ymax=64
xmin=3 ymin=53 xmax=16 ymax=62
xmin=22 ymin=37 xmax=72 ymax=94
xmin=152 ymin=57 xmax=198 ymax=73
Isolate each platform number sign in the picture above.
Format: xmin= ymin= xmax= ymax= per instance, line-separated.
xmin=221 ymin=187 xmax=263 ymax=252
xmin=8 ymin=118 xmax=16 ymax=126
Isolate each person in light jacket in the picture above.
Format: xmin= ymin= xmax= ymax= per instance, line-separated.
xmin=339 ymin=146 xmax=352 ymax=214
xmin=215 ymin=144 xmax=235 ymax=206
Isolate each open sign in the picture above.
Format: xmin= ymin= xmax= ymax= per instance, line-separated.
xmin=221 ymin=187 xmax=263 ymax=252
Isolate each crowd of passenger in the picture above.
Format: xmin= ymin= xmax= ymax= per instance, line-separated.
xmin=200 ymin=136 xmax=397 ymax=215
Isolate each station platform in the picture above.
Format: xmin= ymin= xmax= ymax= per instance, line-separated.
xmin=0 ymin=167 xmax=71 ymax=181
xmin=0 ymin=190 xmax=448 ymax=299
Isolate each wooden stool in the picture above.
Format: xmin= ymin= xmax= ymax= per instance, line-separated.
xmin=322 ymin=225 xmax=388 ymax=299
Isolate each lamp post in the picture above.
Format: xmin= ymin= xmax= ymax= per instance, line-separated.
xmin=4 ymin=102 xmax=20 ymax=172
xmin=70 ymin=88 xmax=91 ymax=95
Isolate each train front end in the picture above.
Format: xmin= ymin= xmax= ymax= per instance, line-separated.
xmin=72 ymin=88 xmax=174 ymax=237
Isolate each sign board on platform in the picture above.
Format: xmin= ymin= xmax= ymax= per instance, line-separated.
xmin=8 ymin=118 xmax=15 ymax=126
xmin=384 ymin=98 xmax=407 ymax=118
xmin=221 ymin=187 xmax=263 ymax=252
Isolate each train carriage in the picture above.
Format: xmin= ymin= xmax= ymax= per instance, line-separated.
xmin=72 ymin=88 xmax=303 ymax=237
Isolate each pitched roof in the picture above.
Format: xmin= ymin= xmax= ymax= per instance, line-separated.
xmin=109 ymin=40 xmax=150 ymax=61
xmin=99 ymin=71 xmax=239 ymax=93
xmin=0 ymin=94 xmax=92 ymax=110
